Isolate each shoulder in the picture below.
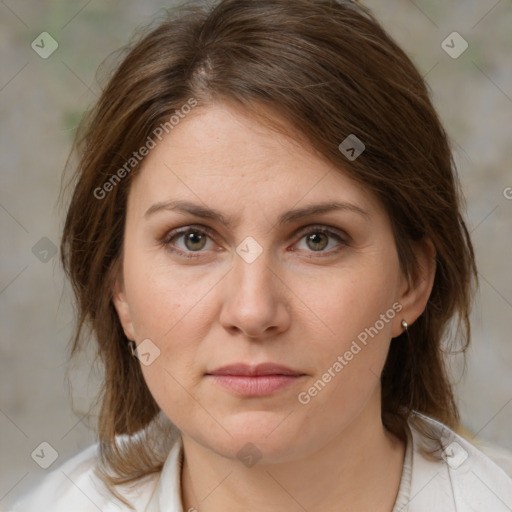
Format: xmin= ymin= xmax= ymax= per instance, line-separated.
xmin=8 ymin=443 xmax=158 ymax=512
xmin=472 ymin=439 xmax=512 ymax=478
xmin=408 ymin=411 xmax=512 ymax=511
xmin=8 ymin=444 xmax=107 ymax=512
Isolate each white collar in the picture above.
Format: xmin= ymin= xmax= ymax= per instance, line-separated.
xmin=145 ymin=435 xmax=184 ymax=511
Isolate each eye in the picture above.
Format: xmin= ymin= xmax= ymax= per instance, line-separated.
xmin=293 ymin=226 xmax=348 ymax=256
xmin=161 ymin=226 xmax=215 ymax=259
xmin=160 ymin=224 xmax=349 ymax=260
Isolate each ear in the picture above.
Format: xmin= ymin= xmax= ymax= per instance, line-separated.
xmin=112 ymin=275 xmax=137 ymax=341
xmin=392 ymin=237 xmax=436 ymax=337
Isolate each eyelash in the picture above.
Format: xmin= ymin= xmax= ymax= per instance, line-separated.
xmin=160 ymin=224 xmax=349 ymax=260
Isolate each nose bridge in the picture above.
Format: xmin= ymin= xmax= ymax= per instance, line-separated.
xmin=219 ymin=236 xmax=290 ymax=337
xmin=232 ymin=238 xmax=277 ymax=300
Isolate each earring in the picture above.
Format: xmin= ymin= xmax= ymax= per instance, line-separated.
xmin=401 ymin=320 xmax=408 ymax=333
xmin=128 ymin=340 xmax=138 ymax=358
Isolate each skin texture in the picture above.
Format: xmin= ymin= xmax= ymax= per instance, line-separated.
xmin=112 ymin=102 xmax=436 ymax=511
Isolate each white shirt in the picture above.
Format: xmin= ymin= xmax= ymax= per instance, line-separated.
xmin=6 ymin=412 xmax=512 ymax=511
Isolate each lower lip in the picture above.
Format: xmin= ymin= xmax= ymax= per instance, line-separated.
xmin=207 ymin=374 xmax=304 ymax=396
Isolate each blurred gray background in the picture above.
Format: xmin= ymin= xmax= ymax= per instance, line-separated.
xmin=1 ymin=0 xmax=511 ymax=506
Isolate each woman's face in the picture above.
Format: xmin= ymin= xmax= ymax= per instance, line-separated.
xmin=113 ymin=102 xmax=430 ymax=463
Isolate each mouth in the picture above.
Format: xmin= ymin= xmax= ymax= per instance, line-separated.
xmin=205 ymin=362 xmax=306 ymax=397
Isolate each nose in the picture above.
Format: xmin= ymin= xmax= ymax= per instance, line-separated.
xmin=219 ymin=248 xmax=291 ymax=339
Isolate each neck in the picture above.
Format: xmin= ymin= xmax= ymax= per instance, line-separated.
xmin=180 ymin=394 xmax=405 ymax=512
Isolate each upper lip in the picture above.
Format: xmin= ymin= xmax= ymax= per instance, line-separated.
xmin=207 ymin=363 xmax=304 ymax=376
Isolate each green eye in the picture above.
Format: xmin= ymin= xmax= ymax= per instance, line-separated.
xmin=162 ymin=227 xmax=213 ymax=259
xmin=294 ymin=226 xmax=348 ymax=256
xmin=181 ymin=230 xmax=208 ymax=252
xmin=161 ymin=224 xmax=348 ymax=260
xmin=305 ymin=232 xmax=330 ymax=251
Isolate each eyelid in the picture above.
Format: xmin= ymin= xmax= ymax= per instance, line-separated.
xmin=160 ymin=224 xmax=217 ymax=247
xmin=294 ymin=224 xmax=350 ymax=242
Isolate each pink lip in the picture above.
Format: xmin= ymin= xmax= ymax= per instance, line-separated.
xmin=206 ymin=363 xmax=306 ymax=397
xmin=207 ymin=363 xmax=303 ymax=376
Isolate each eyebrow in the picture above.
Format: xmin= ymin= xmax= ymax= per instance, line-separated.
xmin=144 ymin=199 xmax=369 ymax=227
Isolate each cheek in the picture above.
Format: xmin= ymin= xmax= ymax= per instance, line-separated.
xmin=294 ymin=253 xmax=401 ymax=414
xmin=122 ymin=249 xmax=216 ymax=386
xmin=122 ymin=247 xmax=201 ymax=338
xmin=302 ymin=261 xmax=399 ymax=353
xmin=291 ymin=266 xmax=399 ymax=437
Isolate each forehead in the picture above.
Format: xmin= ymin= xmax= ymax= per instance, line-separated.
xmin=143 ymin=102 xmax=324 ymax=176
xmin=127 ymin=102 xmax=381 ymax=220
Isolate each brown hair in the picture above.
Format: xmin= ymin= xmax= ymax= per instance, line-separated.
xmin=60 ymin=0 xmax=477 ymax=506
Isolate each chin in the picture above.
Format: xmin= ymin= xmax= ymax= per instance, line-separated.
xmin=203 ymin=417 xmax=308 ymax=464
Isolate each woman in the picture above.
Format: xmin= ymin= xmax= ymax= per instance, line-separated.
xmin=10 ymin=0 xmax=512 ymax=510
